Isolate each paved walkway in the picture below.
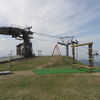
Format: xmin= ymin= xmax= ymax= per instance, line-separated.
xmin=0 ymin=55 xmax=24 ymax=63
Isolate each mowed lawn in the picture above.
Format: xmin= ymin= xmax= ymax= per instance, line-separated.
xmin=0 ymin=72 xmax=100 ymax=100
xmin=0 ymin=56 xmax=100 ymax=100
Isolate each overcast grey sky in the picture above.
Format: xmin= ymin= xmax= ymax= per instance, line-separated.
xmin=0 ymin=0 xmax=100 ymax=61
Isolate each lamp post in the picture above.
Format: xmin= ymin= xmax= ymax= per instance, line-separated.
xmin=8 ymin=51 xmax=14 ymax=69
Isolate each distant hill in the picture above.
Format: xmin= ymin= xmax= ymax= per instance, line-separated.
xmin=79 ymin=59 xmax=100 ymax=67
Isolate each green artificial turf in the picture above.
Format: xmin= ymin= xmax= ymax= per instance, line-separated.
xmin=32 ymin=68 xmax=100 ymax=75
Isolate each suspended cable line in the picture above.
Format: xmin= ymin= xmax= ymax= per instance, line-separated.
xmin=76 ymin=47 xmax=78 ymax=60
xmin=96 ymin=56 xmax=100 ymax=62
xmin=34 ymin=37 xmax=58 ymax=43
xmin=33 ymin=32 xmax=61 ymax=38
xmin=83 ymin=45 xmax=88 ymax=49
xmin=78 ymin=48 xmax=88 ymax=54
xmin=82 ymin=45 xmax=97 ymax=53
xmin=33 ymin=31 xmax=74 ymax=39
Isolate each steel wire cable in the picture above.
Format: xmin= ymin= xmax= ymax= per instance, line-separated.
xmin=34 ymin=37 xmax=58 ymax=43
xmin=33 ymin=32 xmax=61 ymax=38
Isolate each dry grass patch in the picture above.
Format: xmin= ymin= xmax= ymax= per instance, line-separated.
xmin=0 ymin=72 xmax=100 ymax=100
xmin=0 ymin=56 xmax=100 ymax=100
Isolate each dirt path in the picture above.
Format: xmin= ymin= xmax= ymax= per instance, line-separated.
xmin=0 ymin=70 xmax=100 ymax=80
xmin=91 ymin=72 xmax=100 ymax=76
xmin=0 ymin=70 xmax=36 ymax=79
xmin=13 ymin=70 xmax=36 ymax=76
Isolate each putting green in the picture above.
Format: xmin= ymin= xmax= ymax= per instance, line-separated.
xmin=32 ymin=68 xmax=100 ymax=75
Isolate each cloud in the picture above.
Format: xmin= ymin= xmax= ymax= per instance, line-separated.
xmin=0 ymin=48 xmax=2 ymax=51
xmin=0 ymin=38 xmax=8 ymax=41
xmin=0 ymin=0 xmax=100 ymax=56
xmin=0 ymin=36 xmax=20 ymax=56
xmin=77 ymin=34 xmax=100 ymax=43
xmin=0 ymin=0 xmax=99 ymax=35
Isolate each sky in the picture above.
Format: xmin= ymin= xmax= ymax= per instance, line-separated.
xmin=0 ymin=0 xmax=100 ymax=61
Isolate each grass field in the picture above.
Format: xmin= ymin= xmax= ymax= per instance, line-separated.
xmin=0 ymin=56 xmax=81 ymax=71
xmin=0 ymin=56 xmax=100 ymax=100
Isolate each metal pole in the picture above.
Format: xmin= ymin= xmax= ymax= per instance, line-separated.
xmin=8 ymin=51 xmax=14 ymax=69
xmin=76 ymin=47 xmax=78 ymax=60
xmin=10 ymin=54 xmax=11 ymax=69
xmin=66 ymin=45 xmax=69 ymax=56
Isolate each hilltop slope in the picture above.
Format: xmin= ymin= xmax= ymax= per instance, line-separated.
xmin=0 ymin=56 xmax=82 ymax=71
xmin=0 ymin=56 xmax=100 ymax=100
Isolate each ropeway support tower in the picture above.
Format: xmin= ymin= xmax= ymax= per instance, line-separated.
xmin=0 ymin=26 xmax=34 ymax=58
